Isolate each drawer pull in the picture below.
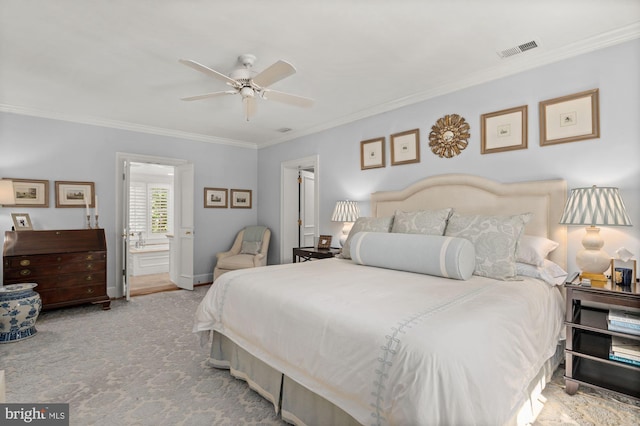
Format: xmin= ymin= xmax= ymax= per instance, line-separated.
xmin=87 ymin=288 xmax=94 ymax=294
xmin=85 ymin=275 xmax=93 ymax=281
xmin=20 ymin=259 xmax=31 ymax=266
xmin=86 ymin=255 xmax=94 ymax=261
xmin=86 ymin=264 xmax=94 ymax=270
xmin=57 ymin=257 xmax=62 ymax=262
xmin=20 ymin=269 xmax=31 ymax=276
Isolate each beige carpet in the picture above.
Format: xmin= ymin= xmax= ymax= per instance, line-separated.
xmin=1 ymin=285 xmax=638 ymax=425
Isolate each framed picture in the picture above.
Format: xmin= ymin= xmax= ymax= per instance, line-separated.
xmin=55 ymin=181 xmax=95 ymax=208
xmin=539 ymin=88 xmax=600 ymax=146
xmin=11 ymin=213 xmax=33 ymax=231
xmin=611 ymin=258 xmax=636 ymax=287
xmin=204 ymin=187 xmax=228 ymax=208
xmin=480 ymin=105 xmax=528 ymax=154
xmin=230 ymin=189 xmax=252 ymax=209
xmin=317 ymin=235 xmax=332 ymax=249
xmin=2 ymin=178 xmax=49 ymax=207
xmin=390 ymin=129 xmax=420 ymax=165
xmin=360 ymin=137 xmax=385 ymax=170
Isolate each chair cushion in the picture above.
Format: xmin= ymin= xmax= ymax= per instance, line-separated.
xmin=216 ymin=254 xmax=258 ymax=270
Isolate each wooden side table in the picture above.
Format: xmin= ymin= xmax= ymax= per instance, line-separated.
xmin=293 ymin=247 xmax=341 ymax=263
xmin=564 ymin=273 xmax=640 ymax=400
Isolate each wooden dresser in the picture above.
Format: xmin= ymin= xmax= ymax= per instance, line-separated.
xmin=3 ymin=229 xmax=111 ymax=310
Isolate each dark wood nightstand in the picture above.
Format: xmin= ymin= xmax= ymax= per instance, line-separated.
xmin=292 ymin=247 xmax=341 ymax=263
xmin=564 ymin=273 xmax=640 ymax=400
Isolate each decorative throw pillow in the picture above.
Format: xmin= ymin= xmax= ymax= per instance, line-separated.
xmin=341 ymin=216 xmax=394 ymax=259
xmin=240 ymin=241 xmax=261 ymax=255
xmin=445 ymin=212 xmax=532 ymax=280
xmin=391 ymin=208 xmax=453 ymax=235
xmin=350 ymin=232 xmax=475 ymax=280
xmin=516 ymin=235 xmax=559 ymax=266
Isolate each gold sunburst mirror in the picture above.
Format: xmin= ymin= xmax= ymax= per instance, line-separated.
xmin=428 ymin=114 xmax=470 ymax=158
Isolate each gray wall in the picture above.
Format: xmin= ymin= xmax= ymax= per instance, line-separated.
xmin=257 ymin=39 xmax=640 ymax=274
xmin=0 ymin=113 xmax=257 ymax=294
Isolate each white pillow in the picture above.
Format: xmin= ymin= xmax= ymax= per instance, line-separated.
xmin=240 ymin=241 xmax=261 ymax=255
xmin=517 ymin=235 xmax=559 ymax=266
xmin=517 ymin=260 xmax=568 ymax=286
xmin=445 ymin=212 xmax=531 ymax=280
xmin=391 ymin=208 xmax=453 ymax=235
xmin=350 ymin=232 xmax=476 ymax=280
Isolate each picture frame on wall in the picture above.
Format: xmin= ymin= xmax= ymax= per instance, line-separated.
xmin=390 ymin=129 xmax=420 ymax=166
xmin=204 ymin=187 xmax=228 ymax=208
xmin=11 ymin=213 xmax=33 ymax=231
xmin=2 ymin=178 xmax=49 ymax=207
xmin=480 ymin=105 xmax=528 ymax=154
xmin=55 ymin=181 xmax=95 ymax=208
xmin=539 ymin=88 xmax=600 ymax=146
xmin=360 ymin=137 xmax=385 ymax=170
xmin=230 ymin=189 xmax=252 ymax=209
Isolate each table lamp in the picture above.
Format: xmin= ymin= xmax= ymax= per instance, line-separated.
xmin=559 ymin=185 xmax=632 ymax=283
xmin=331 ymin=200 xmax=360 ymax=246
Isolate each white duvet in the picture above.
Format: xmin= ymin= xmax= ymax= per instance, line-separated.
xmin=194 ymin=258 xmax=565 ymax=425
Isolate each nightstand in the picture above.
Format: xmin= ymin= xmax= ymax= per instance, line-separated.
xmin=564 ymin=273 xmax=640 ymax=400
xmin=292 ymin=247 xmax=341 ymax=263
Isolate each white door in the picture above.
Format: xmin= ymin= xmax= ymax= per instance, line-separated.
xmin=173 ymin=162 xmax=194 ymax=290
xmin=299 ymin=170 xmax=315 ymax=247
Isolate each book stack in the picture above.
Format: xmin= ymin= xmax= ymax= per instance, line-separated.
xmin=609 ymin=335 xmax=640 ymax=366
xmin=608 ymin=309 xmax=640 ymax=336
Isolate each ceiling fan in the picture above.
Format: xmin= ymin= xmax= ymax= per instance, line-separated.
xmin=179 ymin=54 xmax=314 ymax=121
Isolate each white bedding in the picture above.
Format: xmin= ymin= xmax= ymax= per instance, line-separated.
xmin=194 ymin=258 xmax=565 ymax=425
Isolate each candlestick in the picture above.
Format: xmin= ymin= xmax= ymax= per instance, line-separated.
xmin=94 ymin=195 xmax=99 ymax=216
xmin=94 ymin=214 xmax=99 ymax=229
xmin=86 ymin=214 xmax=92 ymax=229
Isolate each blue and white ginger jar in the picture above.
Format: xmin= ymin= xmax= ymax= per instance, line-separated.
xmin=0 ymin=283 xmax=42 ymax=343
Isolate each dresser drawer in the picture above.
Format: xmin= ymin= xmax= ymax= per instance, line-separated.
xmin=4 ymin=252 xmax=106 ymax=268
xmin=6 ymin=272 xmax=105 ymax=290
xmin=3 ymin=260 xmax=106 ymax=280
xmin=38 ymin=284 xmax=108 ymax=308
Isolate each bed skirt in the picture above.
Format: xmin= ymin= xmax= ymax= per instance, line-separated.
xmin=208 ymin=331 xmax=564 ymax=426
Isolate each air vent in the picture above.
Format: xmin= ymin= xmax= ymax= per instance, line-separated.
xmin=277 ymin=127 xmax=293 ymax=133
xmin=497 ymin=40 xmax=540 ymax=59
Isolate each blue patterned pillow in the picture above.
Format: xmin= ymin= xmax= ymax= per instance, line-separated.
xmin=445 ymin=212 xmax=532 ymax=280
xmin=391 ymin=208 xmax=453 ymax=235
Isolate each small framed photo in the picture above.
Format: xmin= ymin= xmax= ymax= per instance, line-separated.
xmin=55 ymin=181 xmax=95 ymax=208
xmin=317 ymin=235 xmax=332 ymax=249
xmin=11 ymin=213 xmax=33 ymax=231
xmin=539 ymin=88 xmax=599 ymax=146
xmin=2 ymin=178 xmax=49 ymax=207
xmin=230 ymin=189 xmax=252 ymax=209
xmin=480 ymin=105 xmax=528 ymax=154
xmin=360 ymin=137 xmax=385 ymax=170
xmin=611 ymin=258 xmax=636 ymax=287
xmin=390 ymin=129 xmax=420 ymax=166
xmin=204 ymin=187 xmax=228 ymax=208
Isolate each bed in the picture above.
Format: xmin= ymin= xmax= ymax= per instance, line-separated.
xmin=194 ymin=174 xmax=569 ymax=425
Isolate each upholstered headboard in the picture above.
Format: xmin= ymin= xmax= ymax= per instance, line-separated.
xmin=370 ymin=174 xmax=567 ymax=270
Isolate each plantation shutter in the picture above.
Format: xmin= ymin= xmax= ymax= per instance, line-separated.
xmin=150 ymin=186 xmax=169 ymax=233
xmin=129 ymin=182 xmax=147 ymax=234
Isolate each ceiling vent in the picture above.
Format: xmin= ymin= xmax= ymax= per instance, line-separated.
xmin=497 ymin=39 xmax=540 ymax=59
xmin=277 ymin=127 xmax=293 ymax=133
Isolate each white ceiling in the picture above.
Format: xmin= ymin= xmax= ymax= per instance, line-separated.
xmin=1 ymin=1 xmax=639 ymax=149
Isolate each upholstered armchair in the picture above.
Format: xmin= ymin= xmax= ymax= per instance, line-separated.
xmin=213 ymin=226 xmax=271 ymax=281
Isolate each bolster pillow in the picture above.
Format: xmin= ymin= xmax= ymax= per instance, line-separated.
xmin=350 ymin=232 xmax=476 ymax=280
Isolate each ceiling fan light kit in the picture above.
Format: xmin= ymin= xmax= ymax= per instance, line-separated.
xmin=180 ymin=54 xmax=314 ymax=121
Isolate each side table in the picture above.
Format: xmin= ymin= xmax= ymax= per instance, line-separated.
xmin=293 ymin=247 xmax=341 ymax=263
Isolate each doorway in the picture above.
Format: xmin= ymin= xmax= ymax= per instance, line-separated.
xmin=281 ymin=155 xmax=319 ymax=264
xmin=115 ymin=153 xmax=195 ymax=300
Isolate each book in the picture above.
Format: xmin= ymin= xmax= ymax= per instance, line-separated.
xmin=611 ymin=350 xmax=640 ymax=362
xmin=611 ymin=336 xmax=640 ymax=357
xmin=609 ymin=320 xmax=640 ymax=331
xmin=608 ymin=321 xmax=640 ymax=336
xmin=609 ymin=353 xmax=640 ymax=367
xmin=608 ymin=309 xmax=640 ymax=325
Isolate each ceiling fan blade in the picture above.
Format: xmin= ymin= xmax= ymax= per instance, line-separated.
xmin=181 ymin=90 xmax=237 ymax=101
xmin=243 ymin=97 xmax=257 ymax=121
xmin=179 ymin=59 xmax=238 ymax=86
xmin=263 ymin=89 xmax=314 ymax=108
xmin=252 ymin=60 xmax=296 ymax=88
